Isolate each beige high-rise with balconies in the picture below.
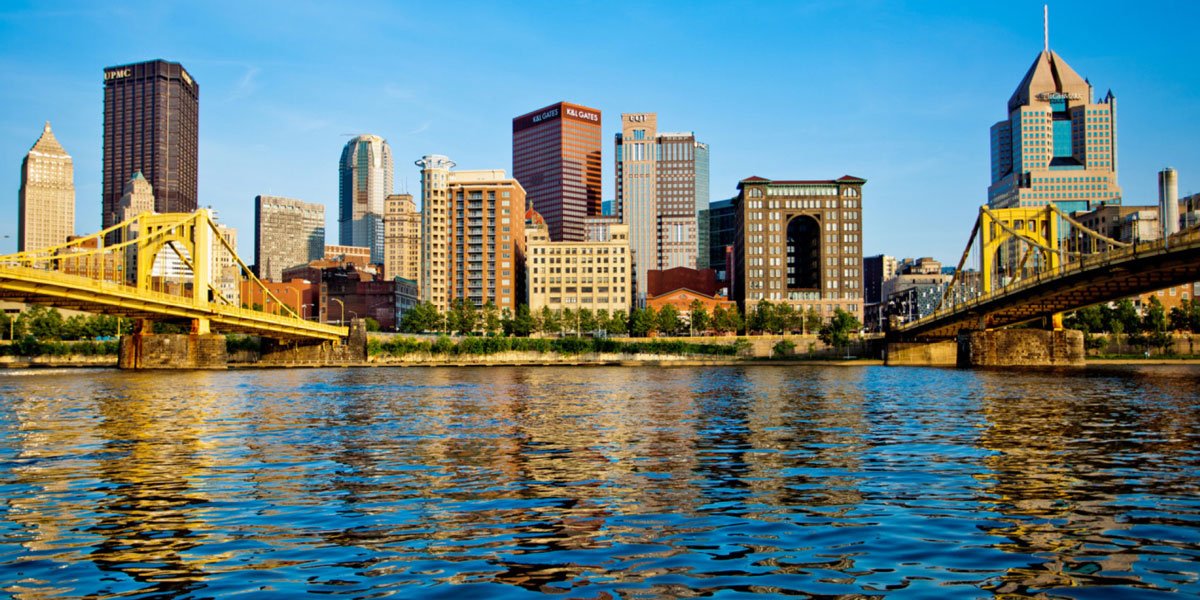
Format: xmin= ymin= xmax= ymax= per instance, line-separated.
xmin=417 ymin=155 xmax=455 ymax=312
xmin=526 ymin=213 xmax=631 ymax=315
xmin=384 ymin=193 xmax=420 ymax=283
xmin=447 ymin=170 xmax=526 ymax=310
xmin=19 ymin=122 xmax=75 ymax=252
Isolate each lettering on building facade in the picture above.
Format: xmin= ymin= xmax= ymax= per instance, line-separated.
xmin=104 ymin=68 xmax=132 ymax=80
xmin=1036 ymin=91 xmax=1083 ymax=101
xmin=566 ymin=107 xmax=600 ymax=122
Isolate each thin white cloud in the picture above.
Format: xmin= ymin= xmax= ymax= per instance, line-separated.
xmin=228 ymin=66 xmax=260 ymax=101
xmin=405 ymin=121 xmax=431 ymax=136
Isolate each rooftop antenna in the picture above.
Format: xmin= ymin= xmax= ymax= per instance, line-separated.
xmin=1043 ymin=4 xmax=1049 ymax=52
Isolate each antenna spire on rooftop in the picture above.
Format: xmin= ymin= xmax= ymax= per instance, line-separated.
xmin=1043 ymin=4 xmax=1049 ymax=52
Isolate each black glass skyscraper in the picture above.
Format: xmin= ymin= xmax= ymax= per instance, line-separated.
xmin=102 ymin=60 xmax=199 ymax=229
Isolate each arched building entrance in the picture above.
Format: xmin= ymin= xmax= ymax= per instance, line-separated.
xmin=786 ymin=215 xmax=821 ymax=291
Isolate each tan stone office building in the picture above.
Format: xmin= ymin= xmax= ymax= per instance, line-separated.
xmin=18 ymin=122 xmax=74 ymax=252
xmin=384 ymin=193 xmax=420 ymax=282
xmin=733 ymin=175 xmax=866 ymax=322
xmin=254 ymin=195 xmax=325 ymax=282
xmin=526 ymin=211 xmax=632 ymax=315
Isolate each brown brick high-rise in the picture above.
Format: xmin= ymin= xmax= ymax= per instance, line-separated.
xmin=102 ymin=60 xmax=198 ymax=229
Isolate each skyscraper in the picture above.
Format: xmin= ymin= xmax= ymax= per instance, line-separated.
xmin=384 ymin=193 xmax=420 ymax=282
xmin=254 ymin=195 xmax=326 ymax=282
xmin=339 ymin=134 xmax=393 ymax=264
xmin=656 ymin=131 xmax=708 ymax=270
xmin=512 ymin=101 xmax=602 ymax=242
xmin=102 ymin=60 xmax=198 ymax=229
xmin=18 ymin=122 xmax=74 ymax=252
xmin=614 ymin=113 xmax=709 ymax=302
xmin=988 ymin=45 xmax=1122 ymax=211
xmin=416 ymin=154 xmax=455 ymax=311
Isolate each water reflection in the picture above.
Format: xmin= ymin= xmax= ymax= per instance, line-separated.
xmin=0 ymin=365 xmax=1198 ymax=598
xmin=976 ymin=367 xmax=1200 ymax=597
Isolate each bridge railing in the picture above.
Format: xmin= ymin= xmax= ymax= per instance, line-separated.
xmin=902 ymin=228 xmax=1200 ymax=332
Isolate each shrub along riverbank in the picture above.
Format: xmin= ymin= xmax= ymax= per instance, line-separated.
xmin=368 ymin=335 xmax=750 ymax=358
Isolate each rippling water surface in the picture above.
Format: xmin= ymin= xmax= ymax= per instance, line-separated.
xmin=1 ymin=365 xmax=1199 ymax=598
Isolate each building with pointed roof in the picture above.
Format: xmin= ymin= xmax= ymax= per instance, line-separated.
xmin=988 ymin=47 xmax=1122 ymax=211
xmin=18 ymin=122 xmax=75 ymax=252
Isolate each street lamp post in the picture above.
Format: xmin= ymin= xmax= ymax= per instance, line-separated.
xmin=331 ymin=298 xmax=345 ymax=325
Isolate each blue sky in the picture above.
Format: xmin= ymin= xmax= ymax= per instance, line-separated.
xmin=1 ymin=0 xmax=1197 ymax=263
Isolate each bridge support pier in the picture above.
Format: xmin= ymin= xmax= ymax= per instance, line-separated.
xmin=884 ymin=340 xmax=958 ymax=366
xmin=255 ymin=319 xmax=368 ymax=366
xmin=119 ymin=333 xmax=228 ymax=369
xmin=956 ymin=329 xmax=1084 ymax=368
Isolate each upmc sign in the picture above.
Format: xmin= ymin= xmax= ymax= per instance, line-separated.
xmin=513 ymin=102 xmax=601 ymax=133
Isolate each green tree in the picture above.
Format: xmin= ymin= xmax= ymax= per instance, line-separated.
xmin=594 ymin=309 xmax=610 ymax=334
xmin=401 ymin=302 xmax=441 ymax=333
xmin=483 ymin=301 xmax=501 ymax=336
xmin=541 ymin=306 xmax=560 ymax=336
xmin=713 ymin=304 xmax=743 ymax=334
xmin=819 ymin=308 xmax=862 ymax=355
xmin=748 ymin=300 xmax=773 ymax=334
xmin=511 ymin=305 xmax=535 ymax=337
xmin=1066 ymin=305 xmax=1105 ymax=333
xmin=363 ymin=317 xmax=381 ymax=332
xmin=689 ymin=300 xmax=710 ymax=335
xmin=1142 ymin=296 xmax=1167 ymax=334
xmin=773 ymin=302 xmax=795 ymax=334
xmin=21 ymin=306 xmax=65 ymax=340
xmin=629 ymin=307 xmax=656 ymax=337
xmin=657 ymin=304 xmax=682 ymax=336
xmin=450 ymin=299 xmax=480 ymax=335
xmin=1169 ymin=301 xmax=1190 ymax=332
xmin=500 ymin=307 xmax=515 ymax=336
xmin=606 ymin=311 xmax=628 ymax=336
xmin=1113 ymin=299 xmax=1140 ymax=335
xmin=577 ymin=308 xmax=596 ymax=335
xmin=803 ymin=307 xmax=822 ymax=335
xmin=560 ymin=307 xmax=576 ymax=336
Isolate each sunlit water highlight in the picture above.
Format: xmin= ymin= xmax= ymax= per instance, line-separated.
xmin=1 ymin=365 xmax=1198 ymax=598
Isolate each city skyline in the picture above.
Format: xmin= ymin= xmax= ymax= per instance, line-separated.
xmin=1 ymin=1 xmax=1197 ymax=264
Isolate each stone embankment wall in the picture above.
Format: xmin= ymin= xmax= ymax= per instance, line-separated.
xmin=370 ymin=351 xmax=734 ymax=366
xmin=0 ymin=355 xmax=116 ymax=368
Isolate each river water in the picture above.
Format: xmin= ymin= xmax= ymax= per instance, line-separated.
xmin=0 ymin=365 xmax=1197 ymax=598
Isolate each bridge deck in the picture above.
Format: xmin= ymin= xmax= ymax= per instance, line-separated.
xmin=895 ymin=230 xmax=1200 ymax=340
xmin=0 ymin=265 xmax=346 ymax=341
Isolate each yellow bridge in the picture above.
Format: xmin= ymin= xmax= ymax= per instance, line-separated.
xmin=890 ymin=204 xmax=1200 ymax=364
xmin=0 ymin=209 xmax=347 ymax=342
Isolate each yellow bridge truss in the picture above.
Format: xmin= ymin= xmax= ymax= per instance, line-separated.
xmin=0 ymin=209 xmax=347 ymax=341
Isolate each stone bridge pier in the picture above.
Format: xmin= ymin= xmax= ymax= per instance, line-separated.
xmin=886 ymin=329 xmax=1084 ymax=368
xmin=119 ymin=319 xmax=368 ymax=369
